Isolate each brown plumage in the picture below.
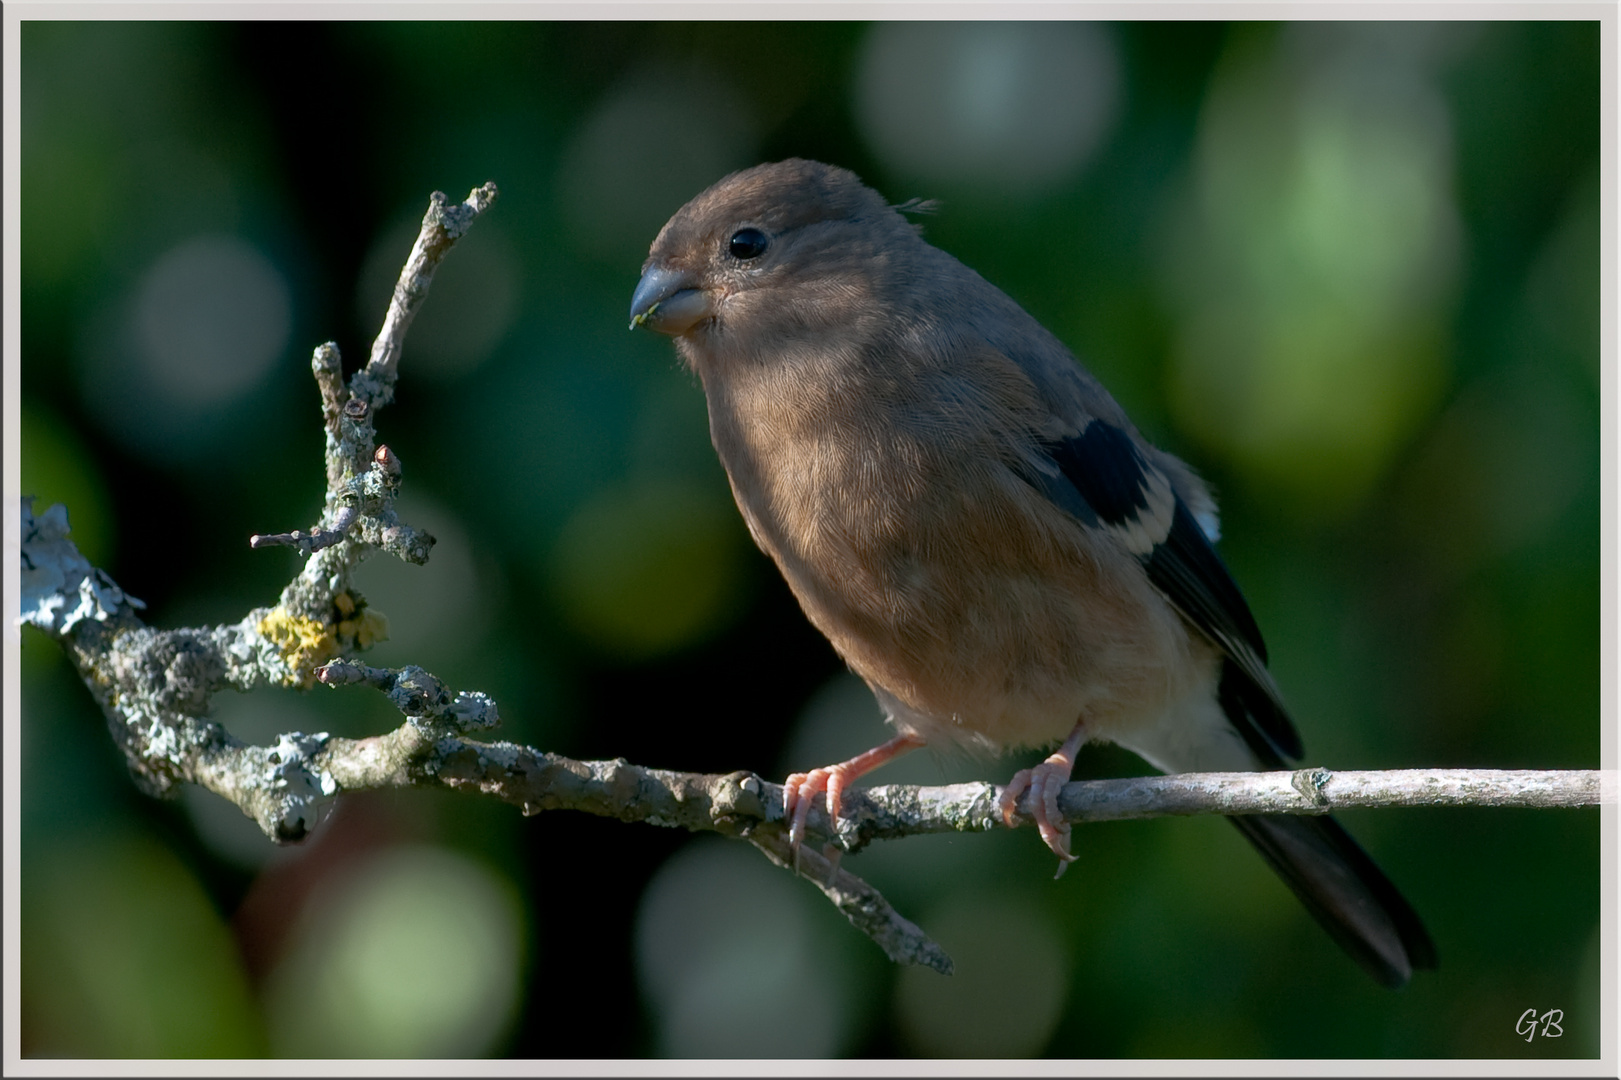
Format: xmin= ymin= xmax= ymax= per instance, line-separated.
xmin=630 ymin=158 xmax=1436 ymax=988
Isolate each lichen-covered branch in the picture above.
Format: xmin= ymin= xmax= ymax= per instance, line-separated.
xmin=16 ymin=183 xmax=499 ymax=838
xmin=17 ymin=179 xmax=1610 ymax=977
xmin=17 ymin=497 xmax=1612 ymax=966
xmin=22 ymin=493 xmax=1607 ymax=967
xmin=21 ymin=498 xmax=332 ymax=835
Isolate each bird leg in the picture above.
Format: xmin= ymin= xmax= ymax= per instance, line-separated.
xmin=784 ymin=732 xmax=925 ymax=853
xmin=999 ymin=720 xmax=1087 ymax=878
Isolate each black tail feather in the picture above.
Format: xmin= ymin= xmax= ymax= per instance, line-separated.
xmin=1230 ymin=813 xmax=1438 ymax=989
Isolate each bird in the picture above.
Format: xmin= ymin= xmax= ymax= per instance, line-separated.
xmin=628 ymin=158 xmax=1436 ymax=988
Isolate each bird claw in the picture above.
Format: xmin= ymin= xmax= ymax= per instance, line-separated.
xmin=999 ymin=755 xmax=1080 ymax=878
xmin=781 ymin=733 xmax=926 ymax=870
xmin=783 ymin=764 xmax=851 ymax=858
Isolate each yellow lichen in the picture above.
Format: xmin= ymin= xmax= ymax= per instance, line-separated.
xmin=341 ymin=609 xmax=390 ymax=650
xmin=257 ymin=607 xmax=339 ymax=687
xmin=258 ymin=592 xmax=389 ymax=686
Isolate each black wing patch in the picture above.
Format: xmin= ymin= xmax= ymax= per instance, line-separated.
xmin=1041 ymin=420 xmax=1176 ymax=557
xmin=1050 ymin=421 xmax=1155 ymax=527
xmin=1032 ymin=420 xmax=1303 ymax=762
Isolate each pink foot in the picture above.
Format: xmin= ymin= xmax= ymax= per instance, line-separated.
xmin=784 ymin=764 xmax=851 ymax=853
xmin=781 ymin=732 xmax=925 ymax=855
xmin=998 ymin=722 xmax=1086 ymax=878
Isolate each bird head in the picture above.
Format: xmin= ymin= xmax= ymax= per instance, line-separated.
xmin=629 ymin=159 xmax=915 ymax=370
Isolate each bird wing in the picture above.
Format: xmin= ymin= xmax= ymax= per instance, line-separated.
xmin=1024 ymin=417 xmax=1303 ymax=762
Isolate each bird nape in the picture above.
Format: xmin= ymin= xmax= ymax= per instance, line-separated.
xmin=629 ymin=157 xmax=1436 ymax=989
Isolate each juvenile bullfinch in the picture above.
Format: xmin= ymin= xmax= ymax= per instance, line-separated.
xmin=629 ymin=158 xmax=1435 ymax=988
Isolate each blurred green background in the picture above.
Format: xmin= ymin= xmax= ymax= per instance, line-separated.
xmin=18 ymin=20 xmax=1602 ymax=1060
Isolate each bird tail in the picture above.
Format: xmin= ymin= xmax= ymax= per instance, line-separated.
xmin=1228 ymin=812 xmax=1438 ymax=988
xmin=1119 ymin=671 xmax=1437 ymax=987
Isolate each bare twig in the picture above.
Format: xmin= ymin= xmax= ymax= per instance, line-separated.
xmin=248 ymin=504 xmax=360 ymax=555
xmin=359 ymin=182 xmax=500 ymax=402
xmin=251 ymin=184 xmax=499 ymax=579
xmin=750 ymin=831 xmax=955 ymax=974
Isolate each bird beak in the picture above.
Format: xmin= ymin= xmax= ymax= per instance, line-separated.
xmin=629 ymin=265 xmax=711 ymax=335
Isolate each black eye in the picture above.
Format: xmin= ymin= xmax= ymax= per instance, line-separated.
xmin=728 ymin=227 xmax=769 ymax=260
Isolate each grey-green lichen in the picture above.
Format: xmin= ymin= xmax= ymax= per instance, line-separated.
xmin=20 ymin=500 xmax=146 ymax=634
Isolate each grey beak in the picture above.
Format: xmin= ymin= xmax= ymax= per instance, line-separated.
xmin=629 ymin=265 xmax=710 ymax=335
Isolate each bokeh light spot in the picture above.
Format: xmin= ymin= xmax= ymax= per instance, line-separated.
xmin=133 ymin=234 xmax=290 ymax=407
xmin=636 ymin=838 xmax=854 ymax=1056
xmin=548 ymin=480 xmax=748 ymax=660
xmin=74 ymin=232 xmax=296 ymax=464
xmin=556 ymin=67 xmax=756 ymax=267
xmin=855 ymin=22 xmax=1120 ymax=196
xmin=264 ymin=844 xmax=524 ymax=1058
xmin=1160 ymin=27 xmax=1462 ymax=519
xmin=23 ymin=830 xmax=266 ymax=1056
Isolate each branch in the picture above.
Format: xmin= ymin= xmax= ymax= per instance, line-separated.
xmin=20 ymin=504 xmax=1607 ymax=970
xmin=17 ymin=180 xmax=1608 ymax=978
xmin=361 ymin=182 xmax=498 ymax=400
xmin=15 ymin=183 xmax=499 ymax=829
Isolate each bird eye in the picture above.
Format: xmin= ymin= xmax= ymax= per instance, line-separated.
xmin=728 ymin=227 xmax=769 ymax=260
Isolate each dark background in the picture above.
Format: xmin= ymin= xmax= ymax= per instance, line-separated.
xmin=19 ymin=19 xmax=1602 ymax=1059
